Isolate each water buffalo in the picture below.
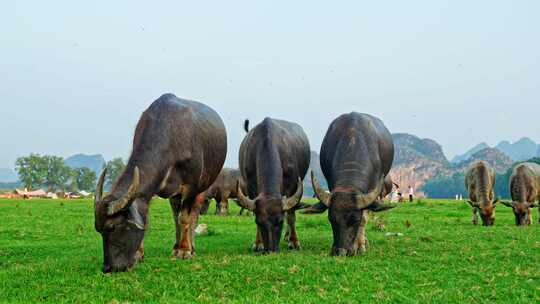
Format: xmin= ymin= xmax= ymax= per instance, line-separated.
xmin=501 ymin=162 xmax=540 ymax=225
xmin=237 ymin=118 xmax=310 ymax=252
xmin=94 ymin=93 xmax=227 ymax=273
xmin=201 ymin=168 xmax=246 ymax=215
xmin=307 ymin=112 xmax=396 ymax=256
xmin=465 ymin=161 xmax=498 ymax=226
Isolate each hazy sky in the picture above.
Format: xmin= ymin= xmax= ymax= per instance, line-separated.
xmin=1 ymin=1 xmax=539 ymax=168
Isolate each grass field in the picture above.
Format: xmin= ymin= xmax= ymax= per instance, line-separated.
xmin=1 ymin=198 xmax=539 ymax=303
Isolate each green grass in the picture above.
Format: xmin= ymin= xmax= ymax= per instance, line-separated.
xmin=1 ymin=198 xmax=539 ymax=303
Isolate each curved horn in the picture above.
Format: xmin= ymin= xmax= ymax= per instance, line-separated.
xmin=107 ymin=167 xmax=140 ymax=215
xmin=237 ymin=181 xmax=255 ymax=211
xmin=311 ymin=171 xmax=331 ymax=207
xmin=467 ymin=200 xmax=479 ymax=208
xmin=500 ymin=200 xmax=514 ymax=208
xmin=368 ymin=200 xmax=398 ymax=212
xmin=94 ymin=168 xmax=107 ymax=208
xmin=355 ymin=178 xmax=384 ymax=209
xmin=283 ymin=178 xmax=303 ymax=211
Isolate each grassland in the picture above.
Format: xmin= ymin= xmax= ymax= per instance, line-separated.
xmin=1 ymin=198 xmax=539 ymax=303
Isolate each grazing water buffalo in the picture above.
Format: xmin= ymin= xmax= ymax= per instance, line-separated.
xmin=501 ymin=162 xmax=540 ymax=225
xmin=94 ymin=93 xmax=227 ymax=273
xmin=465 ymin=161 xmax=498 ymax=226
xmin=307 ymin=112 xmax=396 ymax=256
xmin=201 ymin=168 xmax=246 ymax=215
xmin=237 ymin=118 xmax=310 ymax=253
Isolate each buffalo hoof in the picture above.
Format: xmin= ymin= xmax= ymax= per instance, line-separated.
xmin=288 ymin=241 xmax=301 ymax=250
xmin=172 ymin=248 xmax=193 ymax=260
xmin=252 ymin=243 xmax=265 ymax=253
xmin=359 ymin=245 xmax=367 ymax=255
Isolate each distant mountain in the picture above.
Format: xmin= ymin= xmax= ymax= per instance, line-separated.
xmin=0 ymin=168 xmax=18 ymax=183
xmin=451 ymin=143 xmax=489 ymax=163
xmin=65 ymin=154 xmax=106 ymax=175
xmin=454 ymin=148 xmax=513 ymax=173
xmin=393 ymin=134 xmax=449 ymax=166
xmin=495 ymin=138 xmax=537 ymax=161
xmin=390 ymin=133 xmax=452 ymax=195
xmin=537 ymin=145 xmax=540 ymax=157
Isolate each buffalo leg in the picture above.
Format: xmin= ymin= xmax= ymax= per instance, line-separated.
xmin=253 ymin=226 xmax=265 ymax=252
xmin=471 ymin=208 xmax=478 ymax=225
xmin=285 ymin=210 xmax=300 ymax=250
xmin=170 ymin=196 xmax=184 ymax=258
xmin=219 ymin=196 xmax=230 ymax=216
xmin=214 ymin=194 xmax=222 ymax=215
xmin=189 ymin=193 xmax=205 ymax=253
xmin=358 ymin=210 xmax=370 ymax=254
xmin=170 ymin=194 xmax=200 ymax=260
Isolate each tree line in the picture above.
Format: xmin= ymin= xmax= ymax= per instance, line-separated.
xmin=422 ymin=157 xmax=540 ymax=199
xmin=15 ymin=154 xmax=126 ymax=192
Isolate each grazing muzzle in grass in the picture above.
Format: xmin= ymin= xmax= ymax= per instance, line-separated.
xmin=237 ymin=179 xmax=303 ymax=253
xmin=94 ymin=167 xmax=145 ymax=273
xmin=500 ymin=201 xmax=537 ymax=226
xmin=255 ymin=199 xmax=285 ymax=253
xmin=328 ymin=198 xmax=363 ymax=256
xmin=468 ymin=200 xmax=498 ymax=226
xmin=310 ymin=171 xmax=396 ymax=256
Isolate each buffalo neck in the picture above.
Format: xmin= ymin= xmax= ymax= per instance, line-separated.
xmin=332 ymin=135 xmax=381 ymax=194
xmin=256 ymin=134 xmax=283 ymax=198
xmin=511 ymin=172 xmax=530 ymax=203
xmin=474 ymin=165 xmax=492 ymax=205
xmin=110 ymin=160 xmax=157 ymax=202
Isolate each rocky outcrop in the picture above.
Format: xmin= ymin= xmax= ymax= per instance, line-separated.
xmin=454 ymin=148 xmax=513 ymax=173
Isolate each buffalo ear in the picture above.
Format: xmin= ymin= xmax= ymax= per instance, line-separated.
xmin=500 ymin=201 xmax=514 ymax=208
xmin=367 ymin=201 xmax=397 ymax=212
xmin=127 ymin=202 xmax=145 ymax=230
xmin=300 ymin=202 xmax=328 ymax=214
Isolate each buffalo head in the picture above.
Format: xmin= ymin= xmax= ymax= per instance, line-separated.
xmin=310 ymin=171 xmax=395 ymax=256
xmin=500 ymin=200 xmax=537 ymax=225
xmin=467 ymin=199 xmax=498 ymax=226
xmin=94 ymin=167 xmax=145 ymax=273
xmin=236 ymin=179 xmax=303 ymax=253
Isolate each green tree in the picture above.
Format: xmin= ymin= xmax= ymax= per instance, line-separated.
xmin=15 ymin=154 xmax=47 ymax=190
xmin=105 ymin=158 xmax=126 ymax=189
xmin=42 ymin=155 xmax=73 ymax=192
xmin=73 ymin=167 xmax=97 ymax=191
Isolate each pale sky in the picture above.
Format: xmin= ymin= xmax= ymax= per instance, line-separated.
xmin=1 ymin=1 xmax=539 ymax=168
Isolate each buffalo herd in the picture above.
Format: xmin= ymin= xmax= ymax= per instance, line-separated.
xmin=94 ymin=93 xmax=540 ymax=273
